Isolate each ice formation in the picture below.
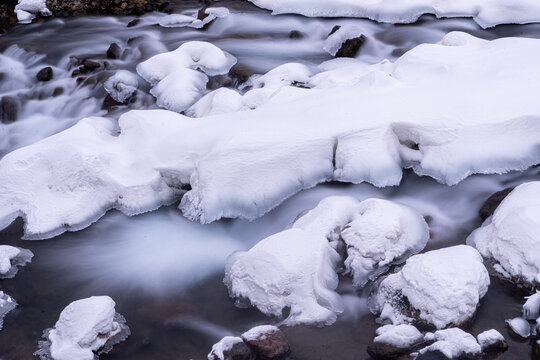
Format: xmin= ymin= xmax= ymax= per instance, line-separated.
xmin=103 ymin=71 xmax=139 ymax=104
xmin=226 ymin=196 xmax=427 ymax=325
xmin=1 ymin=33 xmax=540 ymax=238
xmin=524 ymin=292 xmax=540 ymax=320
xmin=0 ymin=245 xmax=33 ymax=279
xmin=468 ymin=182 xmax=540 ymax=287
xmin=159 ymin=7 xmax=229 ymax=28
xmin=506 ymin=317 xmax=531 ymax=338
xmin=136 ymin=41 xmax=236 ymax=112
xmin=419 ymin=328 xmax=481 ymax=359
xmin=247 ymin=0 xmax=540 ymax=28
xmin=0 ymin=292 xmax=17 ymax=331
xmin=373 ymin=324 xmax=424 ymax=348
xmin=34 ymin=296 xmax=130 ymax=360
xmin=372 ymin=245 xmax=489 ymax=329
xmin=15 ymin=0 xmax=51 ymax=24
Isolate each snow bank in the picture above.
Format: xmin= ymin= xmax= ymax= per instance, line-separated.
xmin=372 ymin=245 xmax=489 ymax=329
xmin=136 ymin=41 xmax=236 ymax=112
xmin=0 ymin=245 xmax=33 ymax=279
xmin=34 ymin=296 xmax=130 ymax=360
xmin=419 ymin=328 xmax=481 ymax=359
xmin=0 ymin=292 xmax=17 ymax=331
xmin=247 ymin=0 xmax=540 ymax=28
xmin=104 ymin=71 xmax=138 ymax=104
xmin=467 ymin=182 xmax=540 ymax=287
xmin=15 ymin=0 xmax=51 ymax=24
xmin=1 ymin=34 xmax=540 ymax=238
xmin=159 ymin=7 xmax=229 ymax=28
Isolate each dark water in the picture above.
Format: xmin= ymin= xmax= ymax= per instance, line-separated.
xmin=1 ymin=2 xmax=540 ymax=359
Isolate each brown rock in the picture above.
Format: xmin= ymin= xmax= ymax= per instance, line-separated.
xmin=106 ymin=42 xmax=122 ymax=59
xmin=242 ymin=326 xmax=290 ymax=360
xmin=36 ymin=67 xmax=54 ymax=81
xmin=478 ymin=187 xmax=514 ymax=221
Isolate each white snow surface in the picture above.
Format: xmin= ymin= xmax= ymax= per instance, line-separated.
xmin=247 ymin=0 xmax=540 ymax=28
xmin=208 ymin=336 xmax=244 ymax=360
xmin=373 ymin=324 xmax=423 ymax=348
xmin=420 ymin=328 xmax=481 ymax=359
xmin=506 ymin=317 xmax=531 ymax=338
xmin=15 ymin=0 xmax=51 ymax=24
xmin=104 ymin=71 xmax=139 ymax=104
xmin=241 ymin=325 xmax=280 ymax=341
xmin=372 ymin=245 xmax=489 ymax=329
xmin=467 ymin=182 xmax=540 ymax=287
xmin=159 ymin=7 xmax=229 ymax=28
xmin=1 ymin=33 xmax=540 ymax=238
xmin=0 ymin=291 xmax=17 ymax=331
xmin=524 ymin=292 xmax=540 ymax=320
xmin=226 ymin=196 xmax=427 ymax=325
xmin=35 ymin=296 xmax=130 ymax=360
xmin=477 ymin=329 xmax=505 ymax=350
xmin=0 ymin=245 xmax=33 ymax=279
xmin=136 ymin=41 xmax=236 ymax=112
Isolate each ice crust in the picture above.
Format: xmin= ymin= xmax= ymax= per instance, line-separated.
xmin=35 ymin=296 xmax=130 ymax=360
xmin=0 ymin=245 xmax=33 ymax=279
xmin=247 ymin=0 xmax=540 ymax=28
xmin=225 ymin=196 xmax=428 ymax=325
xmin=372 ymin=245 xmax=489 ymax=329
xmin=0 ymin=291 xmax=17 ymax=331
xmin=1 ymin=33 xmax=540 ymax=238
xmin=420 ymin=328 xmax=481 ymax=358
xmin=103 ymin=71 xmax=139 ymax=104
xmin=467 ymin=182 xmax=540 ymax=287
xmin=15 ymin=0 xmax=51 ymax=24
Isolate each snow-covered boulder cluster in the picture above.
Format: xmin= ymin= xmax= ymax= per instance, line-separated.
xmin=468 ymin=182 xmax=540 ymax=288
xmin=35 ymin=296 xmax=130 ymax=360
xmin=1 ymin=33 xmax=540 ymax=239
xmin=371 ymin=245 xmax=489 ymax=329
xmin=247 ymin=0 xmax=540 ymax=28
xmin=15 ymin=0 xmax=51 ymax=24
xmin=0 ymin=244 xmax=33 ymax=279
xmin=136 ymin=41 xmax=236 ymax=112
xmin=225 ymin=196 xmax=428 ymax=325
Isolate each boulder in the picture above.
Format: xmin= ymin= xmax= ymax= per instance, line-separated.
xmin=241 ymin=325 xmax=289 ymax=360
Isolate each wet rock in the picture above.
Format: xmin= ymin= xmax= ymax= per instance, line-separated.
xmin=0 ymin=96 xmax=19 ymax=123
xmin=106 ymin=42 xmax=122 ymax=59
xmin=45 ymin=0 xmax=165 ymax=17
xmin=0 ymin=0 xmax=17 ymax=33
xmin=36 ymin=66 xmax=54 ymax=81
xmin=288 ymin=30 xmax=303 ymax=39
xmin=328 ymin=25 xmax=341 ymax=36
xmin=478 ymin=187 xmax=514 ymax=221
xmin=229 ymin=64 xmax=254 ymax=85
xmin=336 ymin=34 xmax=367 ymax=58
xmin=241 ymin=325 xmax=289 ymax=360
xmin=127 ymin=18 xmax=140 ymax=27
xmin=208 ymin=336 xmax=255 ymax=360
xmin=52 ymin=87 xmax=64 ymax=97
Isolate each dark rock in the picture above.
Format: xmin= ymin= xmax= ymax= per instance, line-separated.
xmin=368 ymin=342 xmax=418 ymax=360
xmin=481 ymin=339 xmax=508 ymax=357
xmin=288 ymin=30 xmax=303 ymax=39
xmin=229 ymin=64 xmax=254 ymax=85
xmin=478 ymin=187 xmax=514 ymax=221
xmin=0 ymin=96 xmax=19 ymax=123
xmin=106 ymin=43 xmax=122 ymax=59
xmin=127 ymin=18 xmax=140 ymax=27
xmin=0 ymin=0 xmax=17 ymax=33
xmin=82 ymin=59 xmax=100 ymax=70
xmin=45 ymin=0 xmax=165 ymax=17
xmin=36 ymin=67 xmax=54 ymax=81
xmin=335 ymin=35 xmax=367 ymax=58
xmin=242 ymin=327 xmax=289 ymax=360
xmin=102 ymin=93 xmax=122 ymax=110
xmin=52 ymin=87 xmax=64 ymax=97
xmin=209 ymin=340 xmax=255 ymax=360
xmin=328 ymin=25 xmax=341 ymax=36
xmin=416 ymin=350 xmax=450 ymax=360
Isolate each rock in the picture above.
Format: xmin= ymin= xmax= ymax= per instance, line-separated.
xmin=478 ymin=187 xmax=514 ymax=221
xmin=241 ymin=325 xmax=289 ymax=360
xmin=477 ymin=329 xmax=508 ymax=355
xmin=288 ymin=30 xmax=303 ymax=39
xmin=0 ymin=0 xmax=17 ymax=33
xmin=82 ymin=59 xmax=100 ymax=71
xmin=106 ymin=43 xmax=122 ymax=59
xmin=45 ymin=0 xmax=165 ymax=17
xmin=367 ymin=324 xmax=424 ymax=360
xmin=336 ymin=35 xmax=366 ymax=57
xmin=52 ymin=87 xmax=64 ymax=97
xmin=36 ymin=66 xmax=54 ymax=81
xmin=418 ymin=328 xmax=482 ymax=360
xmin=506 ymin=317 xmax=530 ymax=338
xmin=127 ymin=18 xmax=140 ymax=27
xmin=0 ymin=96 xmax=19 ymax=123
xmin=523 ymin=292 xmax=540 ymax=320
xmin=208 ymin=336 xmax=255 ymax=360
xmin=229 ymin=64 xmax=255 ymax=85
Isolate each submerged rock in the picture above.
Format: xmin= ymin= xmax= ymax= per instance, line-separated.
xmin=0 ymin=245 xmax=33 ymax=279
xmin=0 ymin=96 xmax=19 ymax=123
xmin=106 ymin=42 xmax=122 ymax=59
xmin=241 ymin=325 xmax=289 ymax=360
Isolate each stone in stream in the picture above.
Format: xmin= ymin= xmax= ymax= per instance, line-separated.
xmin=477 ymin=329 xmax=508 ymax=356
xmin=367 ymin=324 xmax=424 ymax=359
xmin=0 ymin=96 xmax=19 ymax=123
xmin=335 ymin=34 xmax=366 ymax=57
xmin=241 ymin=325 xmax=290 ymax=359
xmin=37 ymin=66 xmax=54 ymax=81
xmin=208 ymin=336 xmax=255 ymax=360
xmin=106 ymin=42 xmax=122 ymax=59
xmin=478 ymin=186 xmax=514 ymax=221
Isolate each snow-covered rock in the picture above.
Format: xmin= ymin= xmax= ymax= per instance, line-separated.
xmin=468 ymin=182 xmax=540 ymax=287
xmin=371 ymin=245 xmax=489 ymax=329
xmin=0 ymin=245 xmax=33 ymax=279
xmin=0 ymin=292 xmax=17 ymax=331
xmin=506 ymin=317 xmax=531 ymax=338
xmin=159 ymin=7 xmax=229 ymax=28
xmin=241 ymin=325 xmax=289 ymax=360
xmin=34 ymin=296 xmax=130 ymax=360
xmin=208 ymin=336 xmax=253 ymax=360
xmin=15 ymin=0 xmax=51 ymax=24
xmin=419 ymin=328 xmax=481 ymax=359
xmin=1 ymin=34 xmax=540 ymax=238
xmin=136 ymin=41 xmax=236 ymax=112
xmin=323 ymin=25 xmax=365 ymax=57
xmin=523 ymin=292 xmax=540 ymax=320
xmin=247 ymin=0 xmax=540 ymax=28
xmin=477 ymin=329 xmax=507 ymax=354
xmin=104 ymin=71 xmax=138 ymax=104
xmin=368 ymin=324 xmax=424 ymax=359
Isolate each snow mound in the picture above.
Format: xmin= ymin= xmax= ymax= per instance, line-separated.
xmin=0 ymin=245 xmax=33 ymax=279
xmin=104 ymin=71 xmax=138 ymax=104
xmin=371 ymin=245 xmax=489 ymax=329
xmin=374 ymin=324 xmax=423 ymax=348
xmin=207 ymin=336 xmax=245 ymax=360
xmin=1 ymin=34 xmax=540 ymax=238
xmin=226 ymin=196 xmax=427 ymax=325
xmin=159 ymin=7 xmax=229 ymax=28
xmin=34 ymin=296 xmax=130 ymax=360
xmin=15 ymin=0 xmax=51 ymax=24
xmin=467 ymin=182 xmax=540 ymax=287
xmin=506 ymin=317 xmax=530 ymax=338
xmin=136 ymin=41 xmax=236 ymax=112
xmin=420 ymin=328 xmax=481 ymax=359
xmin=247 ymin=0 xmax=540 ymax=28
xmin=477 ymin=329 xmax=505 ymax=351
xmin=323 ymin=25 xmax=365 ymax=56
xmin=0 ymin=291 xmax=17 ymax=331
xmin=241 ymin=325 xmax=280 ymax=341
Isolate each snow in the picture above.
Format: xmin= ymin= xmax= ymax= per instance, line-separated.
xmin=15 ymin=0 xmax=51 ymax=24
xmin=524 ymin=292 xmax=540 ymax=320
xmin=0 ymin=245 xmax=33 ymax=279
xmin=34 ymin=296 xmax=130 ymax=360
xmin=103 ymin=71 xmax=138 ymax=104
xmin=372 ymin=245 xmax=490 ymax=329
xmin=208 ymin=336 xmax=244 ymax=360
xmin=467 ymin=182 xmax=540 ymax=287
xmin=477 ymin=329 xmax=505 ymax=350
xmin=159 ymin=7 xmax=229 ymax=28
xmin=506 ymin=317 xmax=531 ymax=338
xmin=323 ymin=25 xmax=365 ymax=56
xmin=242 ymin=325 xmax=280 ymax=341
xmin=136 ymin=41 xmax=236 ymax=112
xmin=0 ymin=292 xmax=17 ymax=331
xmin=247 ymin=0 xmax=540 ymax=28
xmin=1 ymin=34 xmax=540 ymax=238
xmin=374 ymin=324 xmax=423 ymax=348
xmin=419 ymin=328 xmax=481 ymax=359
